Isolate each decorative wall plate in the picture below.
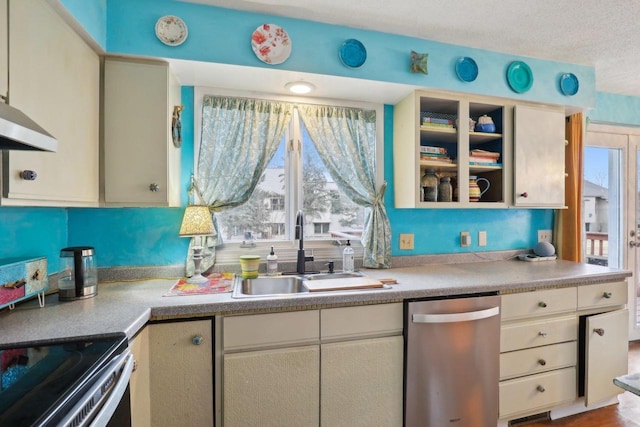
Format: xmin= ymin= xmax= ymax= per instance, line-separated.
xmin=155 ymin=15 xmax=188 ymax=46
xmin=339 ymin=39 xmax=367 ymax=68
xmin=507 ymin=61 xmax=533 ymax=93
xmin=455 ymin=57 xmax=478 ymax=82
xmin=251 ymin=24 xmax=291 ymax=65
xmin=560 ymin=73 xmax=579 ymax=96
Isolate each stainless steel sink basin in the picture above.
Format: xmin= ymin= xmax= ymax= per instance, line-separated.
xmin=303 ymin=271 xmax=364 ymax=280
xmin=232 ymin=276 xmax=309 ymax=298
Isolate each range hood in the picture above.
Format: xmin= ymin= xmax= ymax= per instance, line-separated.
xmin=0 ymin=101 xmax=58 ymax=152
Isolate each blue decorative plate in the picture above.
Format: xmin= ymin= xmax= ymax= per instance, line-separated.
xmin=339 ymin=39 xmax=367 ymax=68
xmin=507 ymin=61 xmax=533 ymax=93
xmin=455 ymin=57 xmax=478 ymax=82
xmin=560 ymin=73 xmax=579 ymax=95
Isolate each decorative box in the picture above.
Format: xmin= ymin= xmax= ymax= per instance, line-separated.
xmin=0 ymin=257 xmax=48 ymax=311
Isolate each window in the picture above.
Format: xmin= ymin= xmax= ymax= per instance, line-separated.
xmin=194 ymin=88 xmax=385 ymax=264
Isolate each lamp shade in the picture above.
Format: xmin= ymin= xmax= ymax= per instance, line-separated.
xmin=179 ymin=205 xmax=215 ymax=237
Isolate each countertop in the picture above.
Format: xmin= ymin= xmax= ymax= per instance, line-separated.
xmin=0 ymin=259 xmax=630 ymax=346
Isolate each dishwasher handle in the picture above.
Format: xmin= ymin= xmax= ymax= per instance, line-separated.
xmin=412 ymin=306 xmax=500 ymax=324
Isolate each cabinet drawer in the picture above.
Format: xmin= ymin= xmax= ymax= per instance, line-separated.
xmin=501 ymin=315 xmax=577 ymax=352
xmin=321 ymin=303 xmax=403 ymax=341
xmin=501 ymin=287 xmax=576 ymax=321
xmin=578 ymin=281 xmax=627 ymax=310
xmin=500 ymin=341 xmax=577 ymax=380
xmin=499 ymin=367 xmax=576 ymax=419
xmin=223 ymin=310 xmax=319 ymax=351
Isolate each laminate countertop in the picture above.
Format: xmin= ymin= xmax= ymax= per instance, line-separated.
xmin=0 ymin=259 xmax=630 ymax=346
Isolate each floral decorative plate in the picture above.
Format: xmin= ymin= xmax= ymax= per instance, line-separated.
xmin=251 ymin=24 xmax=292 ymax=65
xmin=155 ymin=15 xmax=188 ymax=46
xmin=560 ymin=73 xmax=579 ymax=96
xmin=455 ymin=57 xmax=478 ymax=82
xmin=507 ymin=61 xmax=533 ymax=93
xmin=339 ymin=39 xmax=367 ymax=68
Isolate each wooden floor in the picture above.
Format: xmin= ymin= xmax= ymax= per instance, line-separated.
xmin=524 ymin=341 xmax=640 ymax=427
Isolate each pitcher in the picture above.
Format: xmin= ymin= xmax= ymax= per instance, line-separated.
xmin=469 ymin=176 xmax=490 ymax=202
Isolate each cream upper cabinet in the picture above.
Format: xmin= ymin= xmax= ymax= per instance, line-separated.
xmin=513 ymin=105 xmax=566 ymax=207
xmin=0 ymin=0 xmax=7 ymax=101
xmin=103 ymin=57 xmax=181 ymax=207
xmin=2 ymin=0 xmax=99 ymax=206
xmin=393 ymin=90 xmax=512 ymax=208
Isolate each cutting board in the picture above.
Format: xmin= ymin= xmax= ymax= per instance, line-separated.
xmin=303 ymin=277 xmax=384 ymax=292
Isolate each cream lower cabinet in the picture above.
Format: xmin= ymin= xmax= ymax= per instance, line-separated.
xmin=148 ymin=320 xmax=214 ymax=426
xmin=3 ymin=0 xmax=99 ymax=206
xmin=499 ymin=281 xmax=628 ymax=422
xmin=219 ymin=303 xmax=403 ymax=427
xmin=129 ymin=327 xmax=151 ymax=427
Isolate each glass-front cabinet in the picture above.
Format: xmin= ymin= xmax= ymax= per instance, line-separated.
xmin=393 ymin=90 xmax=512 ymax=208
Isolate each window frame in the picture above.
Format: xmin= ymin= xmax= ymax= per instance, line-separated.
xmin=193 ymin=86 xmax=384 ymax=264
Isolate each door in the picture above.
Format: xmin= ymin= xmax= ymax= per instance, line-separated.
xmin=584 ymin=123 xmax=640 ymax=340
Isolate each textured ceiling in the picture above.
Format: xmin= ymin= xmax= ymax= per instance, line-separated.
xmin=181 ymin=0 xmax=640 ymax=98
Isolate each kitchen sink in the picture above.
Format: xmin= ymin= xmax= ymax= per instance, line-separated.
xmin=303 ymin=271 xmax=364 ymax=280
xmin=232 ymin=276 xmax=309 ymax=298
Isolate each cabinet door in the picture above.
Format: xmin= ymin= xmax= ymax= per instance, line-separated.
xmin=104 ymin=58 xmax=181 ymax=206
xmin=223 ymin=346 xmax=320 ymax=427
xmin=129 ymin=327 xmax=151 ymax=427
xmin=321 ymin=336 xmax=403 ymax=427
xmin=513 ymin=105 xmax=565 ymax=207
xmin=5 ymin=0 xmax=99 ymax=206
xmin=0 ymin=0 xmax=7 ymax=101
xmin=585 ymin=309 xmax=629 ymax=406
xmin=149 ymin=320 xmax=213 ymax=426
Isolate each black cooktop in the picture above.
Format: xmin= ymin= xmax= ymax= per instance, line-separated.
xmin=0 ymin=333 xmax=127 ymax=426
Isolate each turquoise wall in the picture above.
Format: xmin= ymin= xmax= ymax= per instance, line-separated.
xmin=1 ymin=1 xmax=626 ymax=271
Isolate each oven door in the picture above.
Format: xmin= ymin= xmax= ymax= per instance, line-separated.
xmin=0 ymin=333 xmax=132 ymax=427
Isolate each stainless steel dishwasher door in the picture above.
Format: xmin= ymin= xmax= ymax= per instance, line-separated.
xmin=405 ymin=295 xmax=501 ymax=427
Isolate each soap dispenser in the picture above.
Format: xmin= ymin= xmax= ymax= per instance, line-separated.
xmin=267 ymin=246 xmax=278 ymax=276
xmin=343 ymin=240 xmax=354 ymax=272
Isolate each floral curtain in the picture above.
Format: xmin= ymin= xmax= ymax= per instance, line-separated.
xmin=297 ymin=105 xmax=391 ymax=268
xmin=187 ymin=96 xmax=293 ymax=274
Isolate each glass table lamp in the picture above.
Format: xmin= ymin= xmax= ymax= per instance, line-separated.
xmin=179 ymin=205 xmax=215 ymax=283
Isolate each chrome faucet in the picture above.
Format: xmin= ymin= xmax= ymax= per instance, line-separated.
xmin=295 ymin=210 xmax=314 ymax=274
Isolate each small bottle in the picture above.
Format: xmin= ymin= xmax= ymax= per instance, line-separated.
xmin=421 ymin=169 xmax=438 ymax=202
xmin=343 ymin=240 xmax=354 ymax=272
xmin=266 ymin=246 xmax=278 ymax=276
xmin=438 ymin=177 xmax=452 ymax=202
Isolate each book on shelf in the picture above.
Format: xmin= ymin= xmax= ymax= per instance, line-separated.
xmin=421 ymin=156 xmax=453 ymax=163
xmin=469 ymin=161 xmax=502 ymax=167
xmin=419 ymin=145 xmax=447 ymax=155
xmin=421 ymin=123 xmax=454 ymax=129
xmin=470 ymin=149 xmax=500 ymax=158
xmin=421 ymin=117 xmax=452 ymax=125
xmin=469 ymin=155 xmax=501 ymax=163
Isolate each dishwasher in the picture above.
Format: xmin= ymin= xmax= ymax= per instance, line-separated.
xmin=405 ymin=294 xmax=501 ymax=427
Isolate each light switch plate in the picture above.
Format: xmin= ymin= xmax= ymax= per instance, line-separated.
xmin=460 ymin=231 xmax=471 ymax=247
xmin=399 ymin=233 xmax=414 ymax=250
xmin=478 ymin=231 xmax=487 ymax=247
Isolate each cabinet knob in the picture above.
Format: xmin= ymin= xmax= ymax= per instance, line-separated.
xmin=192 ymin=335 xmax=204 ymax=345
xmin=520 ymin=192 xmax=528 ymax=198
xmin=594 ymin=328 xmax=605 ymax=336
xmin=538 ymin=331 xmax=548 ymax=337
xmin=536 ymin=385 xmax=545 ymax=393
xmin=538 ymin=359 xmax=547 ymax=366
xmin=132 ymin=359 xmax=139 ymax=372
xmin=603 ymin=292 xmax=612 ymax=299
xmin=149 ymin=183 xmax=160 ymax=192
xmin=538 ymin=302 xmax=547 ymax=308
xmin=20 ymin=170 xmax=37 ymax=180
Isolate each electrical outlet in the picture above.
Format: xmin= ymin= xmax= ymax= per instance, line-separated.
xmin=478 ymin=231 xmax=487 ymax=247
xmin=460 ymin=231 xmax=471 ymax=247
xmin=538 ymin=229 xmax=553 ymax=243
xmin=399 ymin=233 xmax=414 ymax=250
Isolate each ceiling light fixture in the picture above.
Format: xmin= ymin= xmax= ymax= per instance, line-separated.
xmin=285 ymin=81 xmax=315 ymax=94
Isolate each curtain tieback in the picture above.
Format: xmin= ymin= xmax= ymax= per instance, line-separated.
xmin=373 ymin=181 xmax=387 ymax=207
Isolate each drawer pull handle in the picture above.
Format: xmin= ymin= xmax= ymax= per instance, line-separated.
xmin=192 ymin=335 xmax=204 ymax=345
xmin=603 ymin=292 xmax=612 ymax=299
xmin=538 ymin=302 xmax=547 ymax=308
xmin=538 ymin=359 xmax=547 ymax=366
xmin=537 ymin=385 xmax=546 ymax=393
xmin=538 ymin=331 xmax=548 ymax=337
xmin=594 ymin=328 xmax=605 ymax=336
